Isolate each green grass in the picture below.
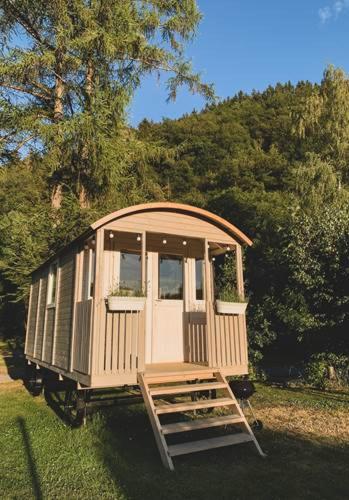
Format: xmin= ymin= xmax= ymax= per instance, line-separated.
xmin=0 ymin=381 xmax=348 ymax=500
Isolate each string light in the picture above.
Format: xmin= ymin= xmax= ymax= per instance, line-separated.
xmin=162 ymin=238 xmax=167 ymax=244
xmin=137 ymin=234 xmax=141 ymax=242
xmin=182 ymin=240 xmax=187 ymax=246
xmin=226 ymin=246 xmax=230 ymax=251
xmin=109 ymin=232 xmax=114 ymax=239
xmin=212 ymin=257 xmax=216 ymax=261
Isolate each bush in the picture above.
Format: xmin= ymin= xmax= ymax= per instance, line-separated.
xmin=304 ymin=353 xmax=349 ymax=389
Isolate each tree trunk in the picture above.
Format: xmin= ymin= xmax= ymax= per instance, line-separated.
xmin=52 ymin=48 xmax=64 ymax=208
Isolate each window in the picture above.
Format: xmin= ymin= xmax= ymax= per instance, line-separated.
xmin=88 ymin=249 xmax=96 ymax=298
xmin=159 ymin=255 xmax=183 ymax=300
xmin=47 ymin=261 xmax=58 ymax=306
xmin=119 ymin=251 xmax=142 ymax=293
xmin=195 ymin=258 xmax=204 ymax=300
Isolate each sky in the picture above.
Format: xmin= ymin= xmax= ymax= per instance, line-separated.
xmin=129 ymin=0 xmax=349 ymax=126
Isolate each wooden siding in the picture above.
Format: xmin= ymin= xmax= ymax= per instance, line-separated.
xmin=185 ymin=312 xmax=207 ymax=364
xmin=25 ymin=278 xmax=40 ymax=357
xmin=54 ymin=252 xmax=75 ymax=370
xmin=96 ymin=308 xmax=145 ymax=377
xmin=43 ymin=307 xmax=55 ymax=363
xmin=207 ymin=304 xmax=248 ymax=373
xmin=73 ymin=299 xmax=93 ymax=374
xmin=104 ymin=211 xmax=236 ymax=244
xmin=34 ymin=274 xmax=48 ymax=360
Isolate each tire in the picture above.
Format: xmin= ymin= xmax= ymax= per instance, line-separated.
xmin=64 ymin=389 xmax=86 ymax=427
xmin=25 ymin=365 xmax=43 ymax=397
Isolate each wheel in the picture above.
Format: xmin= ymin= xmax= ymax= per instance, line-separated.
xmin=251 ymin=419 xmax=263 ymax=431
xmin=25 ymin=365 xmax=43 ymax=397
xmin=64 ymin=389 xmax=86 ymax=427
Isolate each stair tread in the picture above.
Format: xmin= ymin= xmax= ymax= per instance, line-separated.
xmin=150 ymin=382 xmax=226 ymax=396
xmin=156 ymin=397 xmax=235 ymax=414
xmin=168 ymin=432 xmax=253 ymax=457
xmin=162 ymin=414 xmax=245 ymax=434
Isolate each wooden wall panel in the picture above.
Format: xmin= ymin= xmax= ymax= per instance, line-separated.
xmin=73 ymin=300 xmax=93 ymax=374
xmin=99 ymin=309 xmax=145 ymax=376
xmin=184 ymin=312 xmax=207 ymax=364
xmin=25 ymin=278 xmax=40 ymax=357
xmin=34 ymin=273 xmax=48 ymax=360
xmin=54 ymin=251 xmax=75 ymax=370
xmin=43 ymin=308 xmax=55 ymax=363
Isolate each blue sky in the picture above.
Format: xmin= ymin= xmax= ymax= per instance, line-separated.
xmin=129 ymin=0 xmax=349 ymax=126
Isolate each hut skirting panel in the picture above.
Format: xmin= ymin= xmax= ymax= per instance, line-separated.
xmin=93 ymin=309 xmax=145 ymax=383
xmin=206 ymin=305 xmax=249 ymax=374
xmin=72 ymin=300 xmax=93 ymax=374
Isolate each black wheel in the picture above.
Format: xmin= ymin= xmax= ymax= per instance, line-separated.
xmin=64 ymin=389 xmax=86 ymax=427
xmin=251 ymin=419 xmax=263 ymax=431
xmin=25 ymin=365 xmax=43 ymax=397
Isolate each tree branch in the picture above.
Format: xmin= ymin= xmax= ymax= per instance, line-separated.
xmin=0 ymin=82 xmax=51 ymax=101
xmin=4 ymin=0 xmax=55 ymax=51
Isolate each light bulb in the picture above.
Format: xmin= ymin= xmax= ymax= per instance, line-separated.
xmin=212 ymin=257 xmax=216 ymax=261
xmin=137 ymin=234 xmax=141 ymax=242
xmin=182 ymin=240 xmax=187 ymax=246
xmin=162 ymin=239 xmax=167 ymax=244
xmin=109 ymin=232 xmax=114 ymax=239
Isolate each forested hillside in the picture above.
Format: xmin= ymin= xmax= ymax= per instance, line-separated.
xmin=138 ymin=68 xmax=349 ymax=366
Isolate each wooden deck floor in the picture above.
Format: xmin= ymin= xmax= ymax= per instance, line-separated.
xmin=145 ymin=362 xmax=209 ymax=376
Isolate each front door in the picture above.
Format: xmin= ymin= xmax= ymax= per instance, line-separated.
xmin=146 ymin=253 xmax=184 ymax=363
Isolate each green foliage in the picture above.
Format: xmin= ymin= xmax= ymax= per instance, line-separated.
xmin=0 ymin=0 xmax=214 ymax=201
xmin=305 ymin=353 xmax=349 ymax=389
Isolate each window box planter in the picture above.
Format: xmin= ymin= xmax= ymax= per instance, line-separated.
xmin=107 ymin=296 xmax=146 ymax=312
xmin=216 ymin=300 xmax=247 ymax=315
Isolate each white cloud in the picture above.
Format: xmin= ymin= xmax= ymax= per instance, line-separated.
xmin=319 ymin=0 xmax=349 ymax=23
xmin=319 ymin=6 xmax=332 ymax=23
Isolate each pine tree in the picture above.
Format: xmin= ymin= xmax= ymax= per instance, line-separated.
xmin=0 ymin=0 xmax=214 ymax=205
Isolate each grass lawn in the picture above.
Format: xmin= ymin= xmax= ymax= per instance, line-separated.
xmin=0 ymin=379 xmax=348 ymax=500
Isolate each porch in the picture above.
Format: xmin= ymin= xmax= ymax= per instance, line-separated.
xmin=84 ymin=225 xmax=248 ymax=388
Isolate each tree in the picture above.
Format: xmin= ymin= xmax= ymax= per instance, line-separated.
xmin=296 ymin=65 xmax=349 ymax=182
xmin=0 ymin=0 xmax=214 ymax=205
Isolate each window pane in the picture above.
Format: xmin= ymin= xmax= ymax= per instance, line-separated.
xmin=195 ymin=258 xmax=204 ymax=300
xmin=48 ymin=263 xmax=58 ymax=305
xmin=159 ymin=255 xmax=183 ymax=300
xmin=119 ymin=252 xmax=142 ymax=292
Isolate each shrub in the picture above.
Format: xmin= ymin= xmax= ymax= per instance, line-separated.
xmin=305 ymin=353 xmax=349 ymax=389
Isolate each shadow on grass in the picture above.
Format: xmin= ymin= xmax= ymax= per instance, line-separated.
xmin=17 ymin=417 xmax=43 ymax=500
xmin=1 ymin=339 xmax=25 ymax=380
xmin=261 ymin=381 xmax=349 ymax=405
xmin=89 ymin=403 xmax=349 ymax=500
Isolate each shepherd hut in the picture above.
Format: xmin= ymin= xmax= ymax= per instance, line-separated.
xmin=25 ymin=202 xmax=265 ymax=469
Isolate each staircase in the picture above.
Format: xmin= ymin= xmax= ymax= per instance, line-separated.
xmin=138 ymin=368 xmax=266 ymax=470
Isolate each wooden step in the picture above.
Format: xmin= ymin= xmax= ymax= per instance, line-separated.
xmin=168 ymin=433 xmax=253 ymax=457
xmin=149 ymin=382 xmax=226 ymax=396
xmin=155 ymin=397 xmax=235 ymax=414
xmin=144 ymin=371 xmax=216 ymax=385
xmin=162 ymin=414 xmax=245 ymax=434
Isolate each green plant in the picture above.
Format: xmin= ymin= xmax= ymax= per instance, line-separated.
xmin=108 ymin=286 xmax=146 ymax=298
xmin=217 ymin=285 xmax=245 ymax=303
xmin=304 ymin=353 xmax=349 ymax=389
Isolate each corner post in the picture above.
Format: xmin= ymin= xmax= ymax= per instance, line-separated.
xmin=236 ymin=244 xmax=245 ymax=300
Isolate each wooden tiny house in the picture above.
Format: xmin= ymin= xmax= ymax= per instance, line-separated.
xmin=25 ymin=202 xmax=265 ymax=469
